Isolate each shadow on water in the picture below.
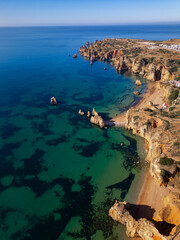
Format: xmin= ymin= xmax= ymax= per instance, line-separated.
xmin=106 ymin=172 xmax=135 ymax=200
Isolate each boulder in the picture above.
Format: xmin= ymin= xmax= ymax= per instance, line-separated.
xmin=135 ymin=80 xmax=142 ymax=86
xmin=73 ymin=53 xmax=77 ymax=58
xmin=134 ymin=91 xmax=140 ymax=95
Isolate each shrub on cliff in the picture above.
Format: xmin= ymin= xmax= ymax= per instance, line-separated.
xmin=168 ymin=89 xmax=179 ymax=103
xmin=173 ymin=141 xmax=179 ymax=146
xmin=159 ymin=156 xmax=174 ymax=166
xmin=133 ymin=116 xmax=139 ymax=121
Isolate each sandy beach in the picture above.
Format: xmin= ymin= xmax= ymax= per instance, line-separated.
xmin=112 ymin=82 xmax=164 ymax=123
xmin=113 ymin=81 xmax=168 ymax=221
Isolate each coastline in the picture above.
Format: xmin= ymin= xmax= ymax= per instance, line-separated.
xmin=79 ymin=37 xmax=180 ymax=239
xmin=112 ymin=81 xmax=164 ymax=123
xmin=113 ymin=80 xmax=166 ymax=222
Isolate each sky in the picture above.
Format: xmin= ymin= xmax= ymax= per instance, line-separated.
xmin=0 ymin=0 xmax=180 ymax=27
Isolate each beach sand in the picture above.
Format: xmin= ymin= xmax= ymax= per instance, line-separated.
xmin=112 ymin=82 xmax=164 ymax=123
xmin=113 ymin=81 xmax=169 ymax=224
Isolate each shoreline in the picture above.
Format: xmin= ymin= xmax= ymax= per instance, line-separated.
xmin=79 ymin=37 xmax=180 ymax=239
xmin=112 ymin=81 xmax=164 ymax=123
xmin=112 ymin=80 xmax=167 ymax=221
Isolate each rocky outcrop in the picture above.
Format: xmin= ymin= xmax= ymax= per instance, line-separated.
xmin=109 ymin=201 xmax=166 ymax=240
xmin=87 ymin=111 xmax=90 ymax=117
xmin=78 ymin=109 xmax=84 ymax=115
xmin=134 ymin=91 xmax=140 ymax=95
xmin=135 ymin=80 xmax=142 ymax=86
xmin=154 ymin=194 xmax=180 ymax=226
xmin=50 ymin=97 xmax=58 ymax=105
xmin=90 ymin=108 xmax=105 ymax=128
xmin=77 ymin=107 xmax=105 ymax=128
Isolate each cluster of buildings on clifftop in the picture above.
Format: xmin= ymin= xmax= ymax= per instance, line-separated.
xmin=159 ymin=44 xmax=180 ymax=51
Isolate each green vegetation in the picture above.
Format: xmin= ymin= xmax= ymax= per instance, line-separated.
xmin=168 ymin=89 xmax=179 ymax=103
xmin=150 ymin=112 xmax=156 ymax=116
xmin=143 ymin=120 xmax=151 ymax=126
xmin=158 ymin=49 xmax=170 ymax=54
xmin=160 ymin=110 xmax=168 ymax=117
xmin=159 ymin=156 xmax=174 ymax=166
xmin=164 ymin=120 xmax=170 ymax=130
xmin=169 ymin=112 xmax=177 ymax=118
xmin=169 ymin=107 xmax=175 ymax=111
xmin=173 ymin=141 xmax=179 ymax=146
xmin=133 ymin=115 xmax=139 ymax=121
xmin=148 ymin=57 xmax=155 ymax=64
xmin=169 ymin=66 xmax=178 ymax=73
xmin=160 ymin=169 xmax=165 ymax=178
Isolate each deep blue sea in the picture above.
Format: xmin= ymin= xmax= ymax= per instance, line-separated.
xmin=0 ymin=24 xmax=180 ymax=240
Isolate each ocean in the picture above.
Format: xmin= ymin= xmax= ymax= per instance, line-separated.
xmin=0 ymin=24 xmax=180 ymax=240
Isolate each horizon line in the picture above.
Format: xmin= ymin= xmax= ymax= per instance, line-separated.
xmin=0 ymin=21 xmax=180 ymax=28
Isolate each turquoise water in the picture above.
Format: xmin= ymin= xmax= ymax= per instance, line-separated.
xmin=0 ymin=25 xmax=180 ymax=240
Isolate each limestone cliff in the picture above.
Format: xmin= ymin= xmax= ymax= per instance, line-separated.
xmin=109 ymin=201 xmax=166 ymax=240
xmin=79 ymin=39 xmax=178 ymax=82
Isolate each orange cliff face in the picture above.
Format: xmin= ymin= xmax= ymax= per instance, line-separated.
xmin=154 ymin=194 xmax=180 ymax=226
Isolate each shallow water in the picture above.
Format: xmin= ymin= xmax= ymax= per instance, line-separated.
xmin=0 ymin=25 xmax=179 ymax=240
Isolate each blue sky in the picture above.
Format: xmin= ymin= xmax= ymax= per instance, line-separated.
xmin=0 ymin=0 xmax=180 ymax=26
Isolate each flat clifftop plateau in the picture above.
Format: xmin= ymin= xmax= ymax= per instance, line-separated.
xmin=79 ymin=38 xmax=180 ymax=81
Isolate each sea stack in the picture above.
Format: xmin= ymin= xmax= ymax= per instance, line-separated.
xmin=50 ymin=97 xmax=58 ymax=105
xmin=78 ymin=109 xmax=85 ymax=115
xmin=87 ymin=111 xmax=91 ymax=117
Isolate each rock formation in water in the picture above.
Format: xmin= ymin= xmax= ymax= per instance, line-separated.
xmin=50 ymin=97 xmax=58 ymax=105
xmin=134 ymin=91 xmax=140 ymax=95
xmin=87 ymin=111 xmax=91 ymax=117
xmin=135 ymin=80 xmax=142 ymax=85
xmin=73 ymin=53 xmax=77 ymax=58
xmin=90 ymin=108 xmax=105 ymax=128
xmin=78 ymin=109 xmax=85 ymax=115
xmin=109 ymin=201 xmax=166 ymax=240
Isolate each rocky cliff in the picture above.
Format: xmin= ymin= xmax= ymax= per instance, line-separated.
xmin=109 ymin=201 xmax=166 ymax=240
xmin=79 ymin=38 xmax=180 ymax=81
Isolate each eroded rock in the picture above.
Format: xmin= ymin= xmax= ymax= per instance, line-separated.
xmin=50 ymin=97 xmax=58 ymax=105
xmin=78 ymin=109 xmax=85 ymax=116
xmin=109 ymin=201 xmax=166 ymax=240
